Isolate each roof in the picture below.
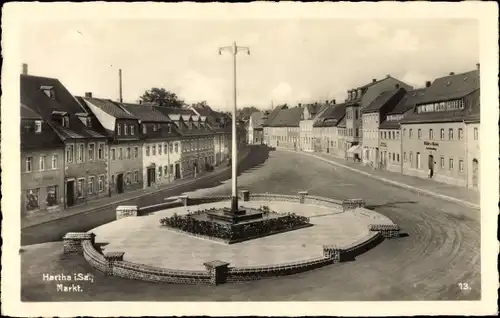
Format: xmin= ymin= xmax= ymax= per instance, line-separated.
xmin=305 ymin=104 xmax=321 ymax=116
xmin=416 ymin=69 xmax=479 ymax=105
xmin=21 ymin=74 xmax=106 ymax=140
xmin=250 ymin=111 xmax=265 ymax=128
xmin=20 ymin=104 xmax=64 ymax=150
xmin=21 ymin=103 xmax=42 ymax=119
xmin=120 ymin=103 xmax=171 ymax=122
xmin=362 ymin=87 xmax=407 ymax=114
xmin=337 ymin=114 xmax=347 ymax=128
xmin=387 ymin=88 xmax=427 ymax=115
xmin=267 ymin=107 xmax=302 ymax=127
xmin=82 ymin=97 xmax=137 ymax=119
xmin=400 ymin=88 xmax=480 ymax=125
xmin=313 ymin=103 xmax=347 ymax=127
xmin=262 ymin=105 xmax=287 ymax=127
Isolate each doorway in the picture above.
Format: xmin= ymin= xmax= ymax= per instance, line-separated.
xmin=147 ymin=168 xmax=155 ymax=187
xmin=472 ymin=159 xmax=479 ymax=188
xmin=66 ymin=180 xmax=75 ymax=207
xmin=175 ymin=163 xmax=181 ymax=180
xmin=116 ymin=173 xmax=124 ymax=193
xmin=428 ymin=154 xmax=434 ymax=178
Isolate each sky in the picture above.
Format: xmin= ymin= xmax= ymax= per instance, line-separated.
xmin=20 ymin=19 xmax=478 ymax=111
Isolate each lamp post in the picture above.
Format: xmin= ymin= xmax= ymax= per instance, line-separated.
xmin=219 ymin=41 xmax=250 ymax=213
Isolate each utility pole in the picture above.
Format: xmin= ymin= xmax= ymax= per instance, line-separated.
xmin=219 ymin=41 xmax=250 ymax=213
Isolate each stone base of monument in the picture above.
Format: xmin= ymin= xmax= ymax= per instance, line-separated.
xmin=205 ymin=207 xmax=264 ymax=224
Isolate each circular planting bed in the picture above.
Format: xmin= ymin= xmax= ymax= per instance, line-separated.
xmin=64 ymin=192 xmax=401 ymax=285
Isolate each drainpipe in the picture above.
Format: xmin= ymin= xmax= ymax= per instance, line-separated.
xmin=464 ymin=120 xmax=468 ymax=187
xmin=63 ymin=143 xmax=67 ymax=208
xmin=400 ymin=126 xmax=403 ymax=174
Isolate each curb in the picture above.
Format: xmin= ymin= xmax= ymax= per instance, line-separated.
xmin=279 ymin=148 xmax=480 ymax=209
xmin=22 ymin=147 xmax=253 ymax=229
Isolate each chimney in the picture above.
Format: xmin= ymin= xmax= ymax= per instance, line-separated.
xmin=332 ymin=99 xmax=336 ymax=104
xmin=425 ymin=81 xmax=431 ymax=88
xmin=298 ymin=103 xmax=302 ymax=108
xmin=449 ymin=72 xmax=455 ymax=75
xmin=372 ymin=78 xmax=376 ymax=83
xmin=395 ymin=83 xmax=400 ymax=89
xmin=476 ymin=63 xmax=480 ymax=70
xmin=386 ymin=74 xmax=390 ymax=78
xmin=85 ymin=92 xmax=92 ymax=98
xmin=119 ymin=69 xmax=123 ymax=103
xmin=22 ymin=63 xmax=28 ymax=75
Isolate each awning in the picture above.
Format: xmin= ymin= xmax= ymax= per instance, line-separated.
xmin=347 ymin=145 xmax=362 ymax=154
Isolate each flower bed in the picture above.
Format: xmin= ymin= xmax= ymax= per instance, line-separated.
xmin=159 ymin=206 xmax=310 ymax=242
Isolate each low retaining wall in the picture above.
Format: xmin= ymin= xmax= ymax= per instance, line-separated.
xmin=71 ymin=190 xmax=402 ymax=285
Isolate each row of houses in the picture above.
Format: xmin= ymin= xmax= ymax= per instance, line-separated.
xmin=249 ymin=65 xmax=480 ymax=189
xmin=20 ymin=66 xmax=244 ymax=215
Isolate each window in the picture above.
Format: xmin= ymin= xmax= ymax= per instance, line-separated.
xmin=392 ymin=131 xmax=395 ymax=139
xmin=77 ymin=144 xmax=84 ymax=162
xmin=392 ymin=153 xmax=396 ymax=161
xmin=158 ymin=166 xmax=162 ymax=178
xmin=427 ymin=129 xmax=433 ymax=140
xmin=124 ymin=124 xmax=128 ymax=135
xmin=98 ymin=175 xmax=105 ymax=192
xmin=175 ymin=143 xmax=179 ymax=153
xmin=66 ymin=145 xmax=74 ymax=163
xmin=403 ymin=152 xmax=407 ymax=162
xmin=52 ymin=154 xmax=58 ymax=169
xmin=88 ymin=143 xmax=95 ymax=161
xmin=134 ymin=147 xmax=139 ymax=158
xmin=152 ymin=145 xmax=156 ymax=155
xmin=397 ymin=154 xmax=400 ymax=162
xmin=153 ymin=124 xmax=158 ymax=132
xmin=62 ymin=116 xmax=69 ymax=128
xmin=159 ymin=144 xmax=162 ymax=155
xmin=409 ymin=152 xmax=413 ymax=164
xmin=77 ymin=178 xmax=85 ymax=198
xmin=88 ymin=176 xmax=95 ymax=194
xmin=458 ymin=128 xmax=464 ymax=140
xmin=396 ymin=131 xmax=400 ymax=139
xmin=416 ymin=152 xmax=421 ymax=169
xmin=440 ymin=157 xmax=445 ymax=168
xmin=25 ymin=188 xmax=40 ymax=211
xmin=388 ymin=152 xmax=392 ymax=161
xmin=35 ymin=120 xmax=42 ymax=133
xmin=164 ymin=166 xmax=168 ymax=176
xmin=459 ymin=160 xmax=464 ymax=172
xmin=146 ymin=146 xmax=150 ymax=156
xmin=25 ymin=157 xmax=33 ymax=172
xmin=117 ymin=124 xmax=121 ymax=135
xmin=134 ymin=171 xmax=139 ymax=183
xmin=111 ymin=148 xmax=116 ymax=160
xmin=126 ymin=147 xmax=131 ymax=160
xmin=130 ymin=125 xmax=135 ymax=135
xmin=449 ymin=128 xmax=454 ymax=140
xmin=355 ymin=128 xmax=359 ymax=137
xmin=126 ymin=172 xmax=131 ymax=185
xmin=168 ymin=124 xmax=172 ymax=133
xmin=440 ymin=129 xmax=445 ymax=140
xmin=409 ymin=129 xmax=413 ymax=139
xmin=417 ymin=129 xmax=422 ymax=139
xmin=164 ymin=144 xmax=168 ymax=154
xmin=449 ymin=158 xmax=454 ymax=170
xmin=142 ymin=125 xmax=147 ymax=134
xmin=98 ymin=143 xmax=104 ymax=160
xmin=474 ymin=127 xmax=479 ymax=140
xmin=118 ymin=147 xmax=123 ymax=160
xmin=39 ymin=156 xmax=45 ymax=171
xmin=46 ymin=185 xmax=58 ymax=206
xmin=111 ymin=175 xmax=115 ymax=186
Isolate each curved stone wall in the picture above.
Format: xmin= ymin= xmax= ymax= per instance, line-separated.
xmin=65 ymin=191 xmax=401 ymax=285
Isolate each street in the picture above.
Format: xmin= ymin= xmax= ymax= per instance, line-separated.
xmin=21 ymin=149 xmax=480 ymax=301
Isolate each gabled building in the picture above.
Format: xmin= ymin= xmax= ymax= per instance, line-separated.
xmin=342 ymin=75 xmax=413 ymax=160
xmin=361 ymin=87 xmax=408 ymax=166
xmin=378 ymin=87 xmax=428 ymax=173
xmin=264 ymin=106 xmax=302 ymax=150
xmin=312 ymin=101 xmax=345 ymax=157
xmin=21 ymin=71 xmax=109 ymax=208
xmin=399 ymin=66 xmax=480 ymax=188
xmin=299 ymin=103 xmax=322 ymax=152
xmin=120 ymin=103 xmax=182 ymax=188
xmin=262 ymin=105 xmax=287 ymax=146
xmin=247 ymin=111 xmax=264 ymax=145
xmin=77 ymin=94 xmax=143 ymax=195
xmin=20 ymin=103 xmax=65 ymax=215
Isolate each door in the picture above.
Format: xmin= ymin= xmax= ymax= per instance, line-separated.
xmin=416 ymin=152 xmax=421 ymax=169
xmin=428 ymin=155 xmax=434 ymax=170
xmin=66 ymin=181 xmax=75 ymax=207
xmin=117 ymin=173 xmax=124 ymax=193
xmin=175 ymin=164 xmax=181 ymax=179
xmin=146 ymin=168 xmax=154 ymax=187
xmin=472 ymin=159 xmax=479 ymax=188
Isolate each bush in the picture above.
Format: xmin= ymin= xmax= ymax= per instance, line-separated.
xmin=159 ymin=207 xmax=310 ymax=241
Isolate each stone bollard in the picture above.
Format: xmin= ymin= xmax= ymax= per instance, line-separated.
xmin=203 ymin=260 xmax=230 ymax=285
xmin=63 ymin=232 xmax=96 ymax=254
xmin=116 ymin=205 xmax=138 ymax=220
xmin=298 ymin=191 xmax=309 ymax=204
xmin=178 ymin=195 xmax=189 ymax=207
xmin=240 ymin=190 xmax=250 ymax=202
xmin=104 ymin=252 xmax=125 ymax=276
xmin=322 ymin=245 xmax=341 ymax=263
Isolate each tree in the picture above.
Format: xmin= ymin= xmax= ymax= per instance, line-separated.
xmin=237 ymin=106 xmax=260 ymax=119
xmin=139 ymin=88 xmax=185 ymax=108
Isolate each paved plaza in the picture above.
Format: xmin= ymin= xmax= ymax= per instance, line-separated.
xmin=91 ymin=201 xmax=392 ymax=270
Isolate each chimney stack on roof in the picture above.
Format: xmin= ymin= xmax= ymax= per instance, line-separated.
xmin=22 ymin=63 xmax=28 ymax=75
xmin=298 ymin=103 xmax=302 ymax=107
xmin=119 ymin=69 xmax=123 ymax=103
xmin=395 ymin=83 xmax=400 ymax=89
xmin=372 ymin=78 xmax=376 ymax=83
xmin=332 ymin=99 xmax=336 ymax=105
xmin=425 ymin=81 xmax=431 ymax=88
xmin=386 ymin=74 xmax=390 ymax=78
xmin=85 ymin=92 xmax=93 ymax=98
xmin=476 ymin=63 xmax=480 ymax=70
xmin=449 ymin=72 xmax=455 ymax=75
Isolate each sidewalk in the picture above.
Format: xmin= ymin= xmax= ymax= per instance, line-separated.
xmin=22 ymin=146 xmax=252 ymax=228
xmin=281 ymin=148 xmax=480 ymax=209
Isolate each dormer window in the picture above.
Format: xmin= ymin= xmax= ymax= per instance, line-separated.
xmin=168 ymin=124 xmax=172 ymax=133
xmin=62 ymin=116 xmax=69 ymax=128
xmin=35 ymin=120 xmax=42 ymax=133
xmin=153 ymin=124 xmax=158 ymax=132
xmin=124 ymin=124 xmax=128 ymax=135
xmin=41 ymin=86 xmax=55 ymax=99
xmin=130 ymin=125 xmax=135 ymax=135
xmin=142 ymin=124 xmax=147 ymax=134
xmin=86 ymin=118 xmax=92 ymax=128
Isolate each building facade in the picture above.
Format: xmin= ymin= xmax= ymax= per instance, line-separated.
xmin=247 ymin=112 xmax=264 ymax=145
